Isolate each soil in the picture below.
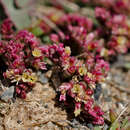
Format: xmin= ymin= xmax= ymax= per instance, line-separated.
xmin=0 ymin=54 xmax=130 ymax=130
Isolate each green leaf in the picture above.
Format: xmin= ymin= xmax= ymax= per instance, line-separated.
xmin=0 ymin=0 xmax=31 ymax=30
xmin=42 ymin=36 xmax=51 ymax=43
xmin=121 ymin=117 xmax=130 ymax=130
xmin=124 ymin=63 xmax=130 ymax=69
xmin=109 ymin=121 xmax=120 ymax=130
xmin=44 ymin=57 xmax=53 ymax=65
xmin=109 ymin=110 xmax=120 ymax=130
xmin=109 ymin=109 xmax=118 ymax=123
xmin=94 ymin=126 xmax=102 ymax=130
xmin=31 ymin=27 xmax=44 ymax=36
xmin=15 ymin=0 xmax=34 ymax=8
xmin=121 ymin=117 xmax=129 ymax=128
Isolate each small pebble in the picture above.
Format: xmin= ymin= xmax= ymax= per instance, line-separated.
xmin=94 ymin=84 xmax=102 ymax=101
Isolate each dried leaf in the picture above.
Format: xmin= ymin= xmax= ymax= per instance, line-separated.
xmin=42 ymin=36 xmax=51 ymax=43
xmin=109 ymin=109 xmax=118 ymax=123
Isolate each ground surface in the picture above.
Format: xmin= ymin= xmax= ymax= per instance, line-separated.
xmin=0 ymin=55 xmax=130 ymax=130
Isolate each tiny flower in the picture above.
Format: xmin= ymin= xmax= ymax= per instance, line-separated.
xmin=117 ymin=36 xmax=127 ymax=45
xmin=93 ymin=106 xmax=104 ymax=116
xmin=21 ymin=70 xmax=37 ymax=84
xmin=50 ymin=34 xmax=59 ymax=43
xmin=21 ymin=90 xmax=26 ymax=99
xmin=59 ymin=83 xmax=72 ymax=91
xmin=89 ymin=83 xmax=96 ymax=89
xmin=74 ymin=102 xmax=81 ymax=117
xmin=100 ymin=48 xmax=109 ymax=57
xmin=118 ymin=28 xmax=127 ymax=35
xmin=16 ymin=87 xmax=21 ymax=94
xmin=19 ymin=84 xmax=26 ymax=90
xmin=74 ymin=108 xmax=81 ymax=117
xmin=95 ymin=7 xmax=110 ymax=20
xmin=59 ymin=94 xmax=66 ymax=101
xmin=11 ymin=75 xmax=22 ymax=83
xmin=38 ymin=62 xmax=47 ymax=70
xmin=67 ymin=66 xmax=76 ymax=74
xmin=78 ymin=66 xmax=87 ymax=76
xmin=87 ymin=72 xmax=93 ymax=78
xmin=28 ymin=73 xmax=37 ymax=84
xmin=72 ymin=75 xmax=79 ymax=83
xmin=75 ymin=96 xmax=82 ymax=102
xmin=4 ymin=69 xmax=14 ymax=79
xmin=72 ymin=84 xmax=81 ymax=94
xmin=65 ymin=46 xmax=71 ymax=55
xmin=33 ymin=59 xmax=46 ymax=70
xmin=93 ymin=116 xmax=104 ymax=125
xmin=84 ymin=99 xmax=94 ymax=110
xmin=32 ymin=48 xmax=42 ymax=57
xmin=86 ymin=89 xmax=93 ymax=95
xmin=22 ymin=72 xmax=30 ymax=83
xmin=88 ymin=109 xmax=97 ymax=118
xmin=1 ymin=19 xmax=13 ymax=38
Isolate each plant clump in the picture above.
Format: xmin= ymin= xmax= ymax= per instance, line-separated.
xmin=0 ymin=0 xmax=130 ymax=126
xmin=0 ymin=18 xmax=110 ymax=125
xmin=0 ymin=19 xmax=46 ymax=99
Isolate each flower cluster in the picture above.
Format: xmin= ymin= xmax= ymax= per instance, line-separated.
xmin=25 ymin=10 xmax=129 ymax=125
xmin=94 ymin=0 xmax=130 ymax=14
xmin=38 ymin=41 xmax=108 ymax=125
xmin=0 ymin=19 xmax=14 ymax=39
xmin=57 ymin=52 xmax=109 ymax=125
xmin=21 ymin=8 xmax=129 ymax=125
xmin=49 ymin=14 xmax=94 ymax=56
xmin=35 ymin=42 xmax=108 ymax=125
xmin=37 ymin=2 xmax=130 ymax=58
xmin=95 ymin=7 xmax=130 ymax=56
xmin=72 ymin=0 xmax=130 ymax=14
xmin=0 ymin=20 xmax=46 ymax=98
xmin=47 ymin=11 xmax=130 ymax=58
xmin=1 ymin=0 xmax=129 ymax=125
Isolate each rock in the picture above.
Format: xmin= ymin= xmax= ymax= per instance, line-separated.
xmin=0 ymin=86 xmax=14 ymax=102
xmin=37 ymin=71 xmax=49 ymax=84
xmin=94 ymin=84 xmax=102 ymax=101
xmin=39 ymin=74 xmax=49 ymax=84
